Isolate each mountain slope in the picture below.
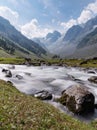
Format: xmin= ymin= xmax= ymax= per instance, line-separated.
xmin=48 ymin=16 xmax=97 ymax=58
xmin=70 ymin=27 xmax=97 ymax=58
xmin=63 ymin=25 xmax=83 ymax=42
xmin=34 ymin=31 xmax=62 ymax=51
xmin=77 ymin=27 xmax=97 ymax=49
xmin=45 ymin=31 xmax=61 ymax=44
xmin=0 ymin=35 xmax=38 ymax=58
xmin=0 ymin=16 xmax=46 ymax=57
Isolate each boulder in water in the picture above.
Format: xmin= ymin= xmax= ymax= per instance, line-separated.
xmin=34 ymin=90 xmax=52 ymax=100
xmin=59 ymin=84 xmax=95 ymax=114
xmin=5 ymin=70 xmax=12 ymax=78
xmin=88 ymin=76 xmax=97 ymax=83
xmin=16 ymin=75 xmax=23 ymax=80
xmin=94 ymin=104 xmax=97 ymax=109
xmin=2 ymin=69 xmax=12 ymax=78
xmin=87 ymin=70 xmax=96 ymax=74
xmin=2 ymin=69 xmax=8 ymax=73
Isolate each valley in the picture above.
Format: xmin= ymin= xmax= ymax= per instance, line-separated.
xmin=0 ymin=1 xmax=97 ymax=129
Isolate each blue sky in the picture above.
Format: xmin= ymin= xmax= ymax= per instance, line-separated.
xmin=0 ymin=0 xmax=96 ymax=38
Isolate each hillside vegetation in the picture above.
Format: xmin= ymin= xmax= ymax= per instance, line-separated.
xmin=0 ymin=80 xmax=96 ymax=130
xmin=0 ymin=16 xmax=47 ymax=58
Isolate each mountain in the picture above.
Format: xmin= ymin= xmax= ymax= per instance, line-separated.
xmin=77 ymin=27 xmax=97 ymax=49
xmin=83 ymin=16 xmax=97 ymax=34
xmin=63 ymin=16 xmax=97 ymax=44
xmin=69 ymin=27 xmax=97 ymax=58
xmin=69 ymin=17 xmax=97 ymax=58
xmin=33 ymin=38 xmax=47 ymax=51
xmin=0 ymin=16 xmax=46 ymax=58
xmin=63 ymin=25 xmax=83 ymax=42
xmin=33 ymin=31 xmax=62 ymax=51
xmin=45 ymin=31 xmax=61 ymax=44
xmin=47 ymin=15 xmax=97 ymax=58
xmin=2 ymin=14 xmax=97 ymax=59
xmin=0 ymin=34 xmax=35 ymax=58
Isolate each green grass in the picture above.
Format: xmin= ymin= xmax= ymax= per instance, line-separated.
xmin=0 ymin=57 xmax=97 ymax=68
xmin=47 ymin=58 xmax=97 ymax=68
xmin=0 ymin=57 xmax=25 ymax=64
xmin=0 ymin=80 xmax=96 ymax=130
xmin=0 ymin=49 xmax=14 ymax=58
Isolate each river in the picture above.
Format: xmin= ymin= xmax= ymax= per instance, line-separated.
xmin=0 ymin=64 xmax=97 ymax=122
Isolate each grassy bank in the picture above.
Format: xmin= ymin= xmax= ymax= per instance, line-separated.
xmin=0 ymin=80 xmax=96 ymax=130
xmin=0 ymin=57 xmax=97 ymax=68
xmin=46 ymin=58 xmax=97 ymax=68
xmin=0 ymin=57 xmax=25 ymax=64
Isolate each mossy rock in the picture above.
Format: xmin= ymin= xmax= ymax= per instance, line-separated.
xmin=66 ymin=96 xmax=77 ymax=113
xmin=59 ymin=84 xmax=95 ymax=114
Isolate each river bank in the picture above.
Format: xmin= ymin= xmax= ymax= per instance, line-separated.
xmin=0 ymin=79 xmax=96 ymax=130
xmin=1 ymin=64 xmax=97 ymax=122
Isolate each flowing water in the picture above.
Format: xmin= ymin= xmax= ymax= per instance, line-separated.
xmin=0 ymin=64 xmax=97 ymax=122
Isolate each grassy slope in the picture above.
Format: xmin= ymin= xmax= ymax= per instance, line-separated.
xmin=46 ymin=58 xmax=97 ymax=68
xmin=0 ymin=48 xmax=37 ymax=59
xmin=0 ymin=58 xmax=25 ymax=64
xmin=0 ymin=49 xmax=14 ymax=58
xmin=0 ymin=80 xmax=95 ymax=130
xmin=0 ymin=57 xmax=97 ymax=68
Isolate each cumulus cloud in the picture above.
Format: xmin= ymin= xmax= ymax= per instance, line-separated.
xmin=21 ymin=19 xmax=53 ymax=38
xmin=0 ymin=6 xmax=19 ymax=27
xmin=61 ymin=0 xmax=97 ymax=32
xmin=1 ymin=0 xmax=97 ymax=38
xmin=60 ymin=19 xmax=77 ymax=32
xmin=77 ymin=9 xmax=93 ymax=24
xmin=0 ymin=6 xmax=53 ymax=38
xmin=77 ymin=0 xmax=97 ymax=24
xmin=87 ymin=1 xmax=97 ymax=14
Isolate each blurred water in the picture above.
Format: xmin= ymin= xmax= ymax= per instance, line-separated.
xmin=0 ymin=64 xmax=97 ymax=122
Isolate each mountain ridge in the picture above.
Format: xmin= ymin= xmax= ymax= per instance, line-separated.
xmin=0 ymin=16 xmax=47 ymax=58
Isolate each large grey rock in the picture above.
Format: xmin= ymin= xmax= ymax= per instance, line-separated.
xmin=6 ymin=70 xmax=12 ymax=77
xmin=2 ymin=68 xmax=8 ymax=73
xmin=34 ymin=90 xmax=52 ymax=100
xmin=87 ymin=70 xmax=96 ymax=74
xmin=88 ymin=76 xmax=97 ymax=83
xmin=2 ymin=69 xmax=12 ymax=78
xmin=59 ymin=84 xmax=95 ymax=114
xmin=16 ymin=75 xmax=23 ymax=80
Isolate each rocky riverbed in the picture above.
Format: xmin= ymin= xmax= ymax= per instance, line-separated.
xmin=1 ymin=64 xmax=97 ymax=122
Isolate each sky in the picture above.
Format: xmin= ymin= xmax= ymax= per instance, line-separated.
xmin=0 ymin=0 xmax=97 ymax=38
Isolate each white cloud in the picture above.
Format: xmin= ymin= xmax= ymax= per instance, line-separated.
xmin=60 ymin=0 xmax=97 ymax=32
xmin=60 ymin=19 xmax=77 ymax=32
xmin=0 ymin=6 xmax=19 ymax=27
xmin=0 ymin=6 xmax=53 ymax=38
xmin=77 ymin=9 xmax=93 ymax=24
xmin=77 ymin=0 xmax=97 ymax=24
xmin=21 ymin=19 xmax=53 ymax=38
xmin=1 ymin=0 xmax=97 ymax=39
xmin=87 ymin=1 xmax=97 ymax=14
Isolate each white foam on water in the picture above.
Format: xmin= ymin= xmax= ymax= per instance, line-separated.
xmin=0 ymin=64 xmax=97 ymax=96
xmin=1 ymin=64 xmax=97 ymax=121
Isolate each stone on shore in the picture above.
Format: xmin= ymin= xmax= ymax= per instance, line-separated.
xmin=59 ymin=84 xmax=95 ymax=114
